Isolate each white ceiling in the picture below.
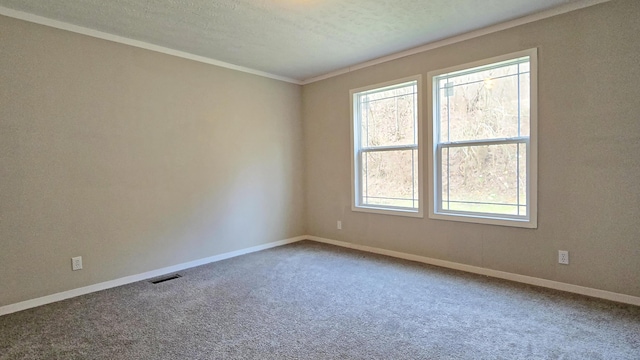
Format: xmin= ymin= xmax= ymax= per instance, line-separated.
xmin=0 ymin=0 xmax=605 ymax=83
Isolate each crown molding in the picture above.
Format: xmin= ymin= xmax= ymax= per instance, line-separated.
xmin=0 ymin=0 xmax=611 ymax=86
xmin=0 ymin=6 xmax=302 ymax=85
xmin=301 ymin=0 xmax=611 ymax=85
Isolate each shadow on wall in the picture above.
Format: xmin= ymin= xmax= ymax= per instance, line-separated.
xmin=140 ymin=148 xmax=292 ymax=265
xmin=0 ymin=17 xmax=304 ymax=305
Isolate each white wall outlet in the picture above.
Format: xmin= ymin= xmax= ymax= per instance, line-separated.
xmin=558 ymin=250 xmax=569 ymax=265
xmin=72 ymin=256 xmax=83 ymax=271
xmin=337 ymin=220 xmax=342 ymax=230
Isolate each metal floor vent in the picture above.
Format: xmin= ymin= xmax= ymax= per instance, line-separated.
xmin=150 ymin=274 xmax=182 ymax=284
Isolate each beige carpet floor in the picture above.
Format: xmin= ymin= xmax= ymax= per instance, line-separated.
xmin=1 ymin=240 xmax=639 ymax=359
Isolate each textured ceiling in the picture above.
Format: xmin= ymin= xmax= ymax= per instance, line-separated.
xmin=1 ymin=0 xmax=589 ymax=81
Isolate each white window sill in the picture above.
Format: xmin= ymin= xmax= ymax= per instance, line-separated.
xmin=429 ymin=211 xmax=537 ymax=229
xmin=353 ymin=205 xmax=424 ymax=218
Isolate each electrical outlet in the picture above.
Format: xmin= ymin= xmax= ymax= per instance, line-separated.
xmin=558 ymin=250 xmax=569 ymax=265
xmin=337 ymin=220 xmax=342 ymax=230
xmin=72 ymin=256 xmax=83 ymax=271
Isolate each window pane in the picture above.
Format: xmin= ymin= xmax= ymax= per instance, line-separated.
xmin=441 ymin=147 xmax=449 ymax=210
xmin=438 ymin=61 xmax=528 ymax=143
xmin=518 ymin=143 xmax=527 ymax=215
xmin=413 ymin=149 xmax=419 ymax=210
xmin=360 ymin=85 xmax=416 ymax=148
xmin=519 ymin=71 xmax=531 ymax=137
xmin=362 ymin=149 xmax=417 ymax=209
xmin=438 ymin=87 xmax=450 ymax=142
xmin=441 ymin=143 xmax=525 ymax=216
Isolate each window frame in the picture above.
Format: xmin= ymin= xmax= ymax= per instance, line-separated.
xmin=350 ymin=75 xmax=424 ymax=218
xmin=427 ymin=49 xmax=538 ymax=228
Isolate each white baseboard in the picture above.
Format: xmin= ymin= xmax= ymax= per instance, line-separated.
xmin=0 ymin=236 xmax=306 ymax=316
xmin=307 ymin=236 xmax=640 ymax=307
xmin=3 ymin=234 xmax=637 ymax=316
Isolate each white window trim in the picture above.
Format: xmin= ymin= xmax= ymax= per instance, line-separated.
xmin=427 ymin=49 xmax=538 ymax=228
xmin=350 ymin=75 xmax=424 ymax=218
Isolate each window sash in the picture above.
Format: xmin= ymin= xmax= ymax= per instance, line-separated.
xmin=438 ymin=137 xmax=528 ymax=148
xmin=360 ymin=144 xmax=417 ymax=153
xmin=436 ymin=139 xmax=530 ymax=220
xmin=356 ymin=84 xmax=418 ymax=150
xmin=357 ymin=147 xmax=419 ymax=211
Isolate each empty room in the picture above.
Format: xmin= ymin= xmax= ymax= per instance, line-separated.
xmin=1 ymin=0 xmax=639 ymax=359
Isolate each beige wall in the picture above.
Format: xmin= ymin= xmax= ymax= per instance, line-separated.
xmin=2 ymin=0 xmax=639 ymax=308
xmin=0 ymin=16 xmax=305 ymax=306
xmin=303 ymin=0 xmax=640 ymax=297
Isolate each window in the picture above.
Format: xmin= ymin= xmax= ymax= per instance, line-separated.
xmin=351 ymin=76 xmax=423 ymax=217
xmin=428 ymin=49 xmax=537 ymax=228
